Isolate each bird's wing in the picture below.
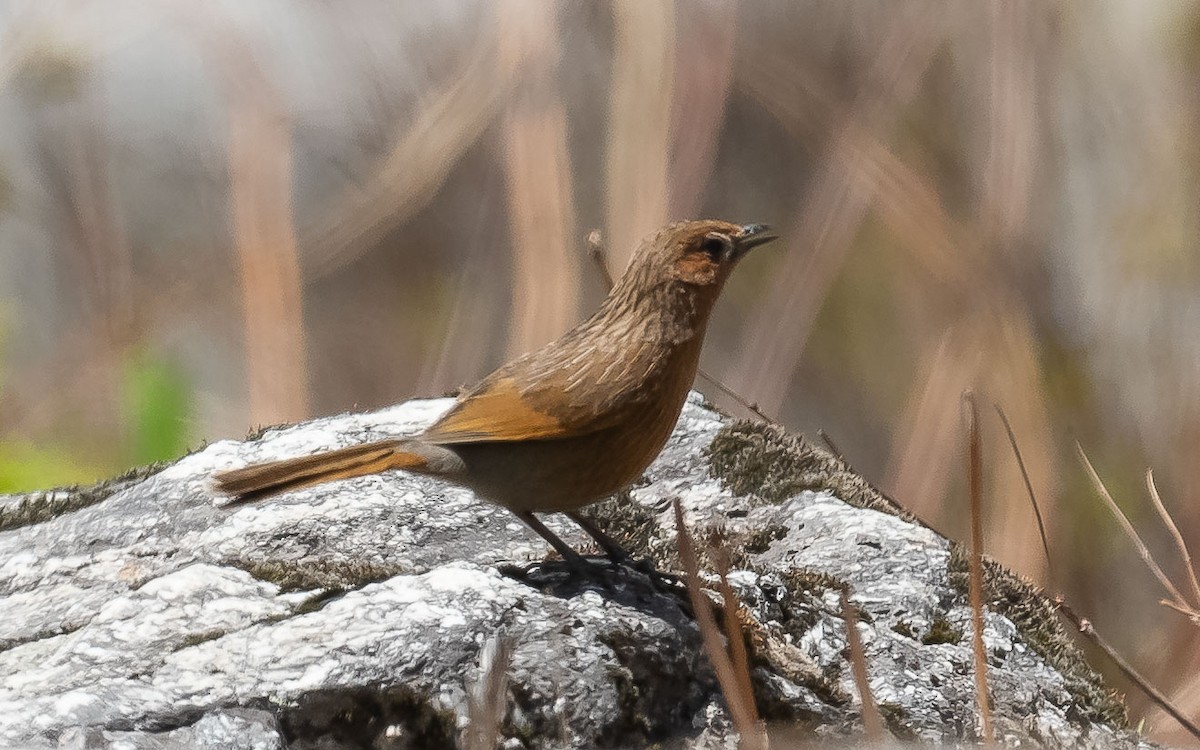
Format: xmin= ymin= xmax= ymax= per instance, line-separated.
xmin=420 ymin=375 xmax=596 ymax=445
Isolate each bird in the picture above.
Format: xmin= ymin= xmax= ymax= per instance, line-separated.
xmin=214 ymin=219 xmax=777 ymax=572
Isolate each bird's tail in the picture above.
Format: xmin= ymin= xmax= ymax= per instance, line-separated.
xmin=214 ymin=438 xmax=428 ymax=504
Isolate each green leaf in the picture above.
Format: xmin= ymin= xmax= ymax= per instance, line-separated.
xmin=0 ymin=441 xmax=103 ymax=493
xmin=121 ymin=350 xmax=193 ymax=466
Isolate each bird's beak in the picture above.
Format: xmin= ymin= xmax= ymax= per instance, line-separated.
xmin=736 ymin=223 xmax=779 ymax=253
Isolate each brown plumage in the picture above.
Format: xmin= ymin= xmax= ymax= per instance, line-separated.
xmin=214 ymin=220 xmax=777 ymax=568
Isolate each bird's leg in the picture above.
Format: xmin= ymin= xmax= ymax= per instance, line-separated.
xmin=565 ymin=511 xmax=633 ymax=563
xmin=566 ymin=511 xmax=681 ymax=589
xmin=514 ymin=511 xmax=592 ymax=572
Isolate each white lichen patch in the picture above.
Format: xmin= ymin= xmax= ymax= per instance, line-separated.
xmin=0 ymin=564 xmax=291 ymax=710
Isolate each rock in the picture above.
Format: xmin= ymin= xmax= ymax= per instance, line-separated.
xmin=0 ymin=393 xmax=1150 ymax=748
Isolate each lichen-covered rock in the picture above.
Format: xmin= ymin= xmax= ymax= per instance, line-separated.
xmin=0 ymin=394 xmax=1151 ymax=749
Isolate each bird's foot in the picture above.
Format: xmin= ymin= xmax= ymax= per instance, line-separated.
xmin=497 ymin=553 xmax=616 ymax=589
xmin=594 ymin=549 xmax=682 ymax=591
xmin=499 ymin=552 xmax=681 ymax=596
xmin=622 ymin=556 xmax=683 ymax=592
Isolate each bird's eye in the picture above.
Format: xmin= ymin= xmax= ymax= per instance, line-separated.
xmin=700 ymin=233 xmax=731 ymax=260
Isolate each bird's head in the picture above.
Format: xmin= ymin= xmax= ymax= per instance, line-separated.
xmin=607 ymin=220 xmax=778 ymax=321
xmin=657 ymin=220 xmax=777 ymax=288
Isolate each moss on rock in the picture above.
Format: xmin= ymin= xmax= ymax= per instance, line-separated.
xmin=705 ymin=421 xmax=912 ymax=520
xmin=921 ymin=615 xmax=963 ymax=645
xmin=227 ymin=557 xmax=406 ymax=594
xmin=706 ymin=419 xmax=1128 ymax=730
xmin=580 ymin=491 xmax=664 ymax=562
xmin=0 ymin=461 xmax=170 ymax=533
xmin=947 ymin=543 xmax=1126 ymax=726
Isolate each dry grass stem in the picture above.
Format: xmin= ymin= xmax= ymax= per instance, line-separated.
xmin=1069 ymin=451 xmax=1200 ymax=737
xmin=500 ymin=1 xmax=580 ymax=355
xmin=604 ymin=0 xmax=674 ymax=271
xmin=963 ymin=392 xmax=993 ymax=743
xmin=1145 ymin=469 xmax=1200 ymax=609
xmin=1076 ymin=444 xmax=1189 ymax=608
xmin=982 ymin=0 xmax=1037 ymax=245
xmin=1055 ymin=599 xmax=1200 ymax=742
xmin=220 ymin=35 xmax=309 ymax=426
xmin=673 ymin=500 xmax=766 ymax=750
xmin=698 ymin=370 xmax=777 ymax=425
xmin=889 ymin=329 xmax=982 ymax=518
xmin=1160 ymin=599 xmax=1200 ymax=623
xmin=713 ymin=542 xmax=758 ymax=719
xmin=308 ymin=16 xmax=514 ymax=277
xmin=413 ymin=181 xmax=505 ymax=394
xmin=667 ymin=1 xmax=736 ymax=218
xmin=585 ymin=230 xmax=615 ymax=291
xmin=839 ymin=589 xmax=884 ymax=741
xmin=732 ymin=5 xmax=942 ymax=415
xmin=228 ymin=103 xmax=309 ymax=426
xmin=992 ymin=402 xmax=1053 ymax=578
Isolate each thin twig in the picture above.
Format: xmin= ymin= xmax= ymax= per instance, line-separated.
xmin=1159 ymin=598 xmax=1200 ymax=623
xmin=818 ymin=429 xmax=845 ymax=462
xmin=820 ymin=429 xmax=932 ymax=521
xmin=1055 ymin=597 xmax=1200 ymax=742
xmin=714 ymin=542 xmax=763 ymax=741
xmin=840 ymin=589 xmax=884 ymax=741
xmin=673 ymin=500 xmax=765 ymax=747
xmin=698 ymin=369 xmax=778 ymax=424
xmin=818 ymin=428 xmax=918 ymax=516
xmin=1145 ymin=469 xmax=1200 ymax=609
xmin=1076 ymin=444 xmax=1188 ymax=607
xmin=991 ymin=401 xmax=1053 ymax=580
xmin=962 ymin=392 xmax=992 ymax=743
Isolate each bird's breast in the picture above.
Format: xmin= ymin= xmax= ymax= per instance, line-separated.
xmin=448 ymin=337 xmax=702 ymax=513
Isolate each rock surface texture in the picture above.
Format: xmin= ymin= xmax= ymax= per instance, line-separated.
xmin=1 ymin=393 xmax=1150 ymax=749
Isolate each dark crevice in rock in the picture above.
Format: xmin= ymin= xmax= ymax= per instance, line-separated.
xmin=595 ymin=627 xmax=715 ymax=747
xmin=108 ymin=704 xmax=211 ymax=734
xmin=218 ymin=557 xmax=411 ymax=621
xmin=753 ymin=572 xmax=850 ymax=707
xmin=274 ymin=685 xmax=456 ymax=750
xmin=499 ymin=561 xmax=692 ymax=626
xmin=892 ymin=620 xmax=916 ymax=639
xmin=878 ymin=702 xmax=920 ymax=742
xmin=507 ymin=681 xmax=567 ymax=745
xmin=0 ymin=619 xmax=89 ymax=654
xmin=744 ymin=524 xmax=788 ymax=553
xmin=172 ymin=628 xmax=233 ymax=651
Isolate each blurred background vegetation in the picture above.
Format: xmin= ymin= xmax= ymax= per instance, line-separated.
xmin=1 ymin=0 xmax=1198 ymax=742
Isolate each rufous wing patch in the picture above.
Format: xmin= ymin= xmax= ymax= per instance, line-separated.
xmin=421 ymin=377 xmax=572 ymax=444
